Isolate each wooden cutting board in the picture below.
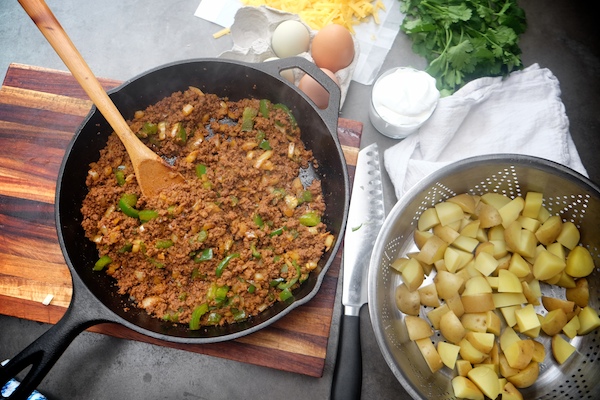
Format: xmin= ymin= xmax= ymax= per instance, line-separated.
xmin=0 ymin=63 xmax=362 ymax=378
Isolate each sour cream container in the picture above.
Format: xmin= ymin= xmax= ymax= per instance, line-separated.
xmin=369 ymin=67 xmax=440 ymax=139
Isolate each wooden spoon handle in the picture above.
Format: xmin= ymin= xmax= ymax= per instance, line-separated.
xmin=18 ymin=0 xmax=155 ymax=163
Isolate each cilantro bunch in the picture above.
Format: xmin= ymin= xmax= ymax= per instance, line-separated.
xmin=399 ymin=0 xmax=527 ymax=95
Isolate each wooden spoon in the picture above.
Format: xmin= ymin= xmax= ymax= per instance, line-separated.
xmin=19 ymin=0 xmax=185 ymax=198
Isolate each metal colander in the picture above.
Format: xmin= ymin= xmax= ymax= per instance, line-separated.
xmin=368 ymin=154 xmax=600 ymax=400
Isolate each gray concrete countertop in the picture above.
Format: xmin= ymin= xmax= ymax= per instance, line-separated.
xmin=1 ymin=1 xmax=598 ymax=399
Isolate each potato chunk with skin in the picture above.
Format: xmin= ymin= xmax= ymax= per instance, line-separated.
xmin=418 ymin=283 xmax=441 ymax=308
xmin=395 ymin=284 xmax=420 ymax=316
xmin=565 ymin=245 xmax=595 ymax=278
xmin=405 ymin=315 xmax=434 ymax=341
xmin=415 ymin=338 xmax=444 ymax=373
xmin=506 ymin=361 xmax=539 ymax=388
xmin=440 ymin=310 xmax=466 ymax=344
xmin=452 ymin=376 xmax=484 ymax=400
xmin=577 ymin=306 xmax=600 ymax=335
xmin=566 ymin=278 xmax=589 ymax=308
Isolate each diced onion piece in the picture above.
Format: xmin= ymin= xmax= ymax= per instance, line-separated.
xmin=182 ymin=104 xmax=194 ymax=116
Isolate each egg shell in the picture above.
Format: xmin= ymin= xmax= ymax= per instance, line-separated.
xmin=298 ymin=68 xmax=339 ymax=109
xmin=271 ymin=20 xmax=310 ymax=58
xmin=310 ymin=24 xmax=355 ymax=73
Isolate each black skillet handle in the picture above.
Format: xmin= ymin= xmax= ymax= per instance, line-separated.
xmin=331 ymin=313 xmax=362 ymax=400
xmin=0 ymin=288 xmax=110 ymax=399
xmin=257 ymin=56 xmax=342 ymax=137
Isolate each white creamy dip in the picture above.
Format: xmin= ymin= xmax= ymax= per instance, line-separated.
xmin=369 ymin=67 xmax=440 ymax=138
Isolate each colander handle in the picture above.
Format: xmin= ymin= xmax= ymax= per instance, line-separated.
xmin=331 ymin=314 xmax=362 ymax=399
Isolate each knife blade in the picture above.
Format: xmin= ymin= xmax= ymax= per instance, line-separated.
xmin=331 ymin=143 xmax=385 ymax=400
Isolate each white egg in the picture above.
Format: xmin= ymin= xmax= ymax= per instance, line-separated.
xmin=271 ymin=20 xmax=310 ymax=58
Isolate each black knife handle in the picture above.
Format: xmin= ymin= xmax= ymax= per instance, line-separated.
xmin=331 ymin=313 xmax=362 ymax=400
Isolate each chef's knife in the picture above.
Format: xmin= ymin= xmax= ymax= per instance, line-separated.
xmin=331 ymin=143 xmax=385 ymax=400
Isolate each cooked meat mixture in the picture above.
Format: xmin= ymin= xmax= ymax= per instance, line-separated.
xmin=81 ymin=88 xmax=334 ymax=329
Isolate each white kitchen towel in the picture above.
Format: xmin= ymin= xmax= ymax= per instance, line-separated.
xmin=384 ymin=63 xmax=588 ymax=200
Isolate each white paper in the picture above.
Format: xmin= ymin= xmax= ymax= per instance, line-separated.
xmin=194 ymin=0 xmax=403 ymax=85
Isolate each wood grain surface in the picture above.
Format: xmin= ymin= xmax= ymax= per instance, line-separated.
xmin=0 ymin=63 xmax=362 ymax=378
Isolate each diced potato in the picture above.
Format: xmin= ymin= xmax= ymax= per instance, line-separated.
xmin=521 ymin=314 xmax=543 ymax=339
xmin=499 ymin=353 xmax=519 ymax=378
xmin=506 ymin=361 xmax=539 ymax=388
xmin=465 ymin=331 xmax=495 ymax=353
xmin=500 ymin=305 xmax=520 ymax=328
xmin=444 ymin=247 xmax=467 ymax=273
xmin=541 ymin=296 xmax=576 ymax=316
xmin=554 ymin=271 xmax=576 ymax=288
xmin=531 ymin=340 xmax=546 ymax=362
xmin=453 ymin=235 xmax=481 ymax=252
xmin=521 ymin=281 xmax=541 ymax=306
xmin=401 ymin=258 xmax=424 ymax=291
xmin=434 ymin=270 xmax=465 ymax=300
xmin=500 ymin=326 xmax=521 ymax=353
xmin=440 ymin=310 xmax=466 ymax=344
xmin=535 ymin=215 xmax=563 ymax=245
xmin=418 ymin=207 xmax=440 ymax=231
xmin=478 ymin=203 xmax=503 ymax=228
xmin=415 ymin=338 xmax=444 ymax=373
xmin=515 ymin=304 xmax=541 ymax=333
xmin=461 ymin=313 xmax=488 ymax=333
xmin=446 ymin=294 xmax=465 ymax=318
xmin=460 ymin=220 xmax=481 ymax=238
xmin=405 ymin=315 xmax=434 ymax=341
xmin=562 ymin=315 xmax=580 ymax=339
xmin=577 ymin=306 xmax=600 ymax=335
xmin=427 ymin=304 xmax=451 ymax=330
xmin=486 ymin=310 xmax=502 ymax=336
xmin=565 ymin=278 xmax=589 ymax=308
xmin=499 ymin=196 xmax=525 ymax=228
xmin=498 ymin=269 xmax=523 ymax=293
xmin=463 ymin=276 xmax=493 ymax=296
xmin=541 ymin=308 xmax=568 ymax=336
xmin=481 ymin=193 xmax=511 ymax=210
xmin=474 ymin=252 xmax=499 ymax=276
xmin=451 ymin=376 xmax=484 ymax=400
xmin=416 ymin=235 xmax=448 ymax=265
xmin=418 ymin=283 xmax=441 ymax=308
xmin=413 ymin=229 xmax=433 ymax=250
xmin=456 ymin=359 xmax=473 ymax=377
xmin=502 ymin=381 xmax=524 ymax=400
xmin=462 ymin=293 xmax=496 ymax=313
xmin=522 ymin=191 xmax=543 ymax=218
xmin=395 ymin=283 xmax=421 ymax=316
xmin=492 ymin=292 xmax=527 ymax=308
xmin=532 ymin=250 xmax=566 ymax=281
xmin=517 ymin=215 xmax=540 ymax=232
xmin=565 ymin=245 xmax=595 ymax=278
xmin=555 ymin=221 xmax=580 ymax=250
xmin=390 ymin=257 xmax=411 ymax=272
xmin=504 ymin=339 xmax=534 ymax=369
xmin=447 ymin=193 xmax=477 ymax=215
xmin=435 ymin=201 xmax=465 ymax=227
xmin=508 ymin=253 xmax=531 ymax=278
xmin=459 ymin=338 xmax=488 ymax=364
xmin=551 ymin=334 xmax=576 ymax=364
xmin=434 ymin=224 xmax=460 ymax=244
xmin=438 ymin=341 xmax=461 ymax=369
xmin=467 ymin=365 xmax=501 ymax=399
xmin=452 ymin=375 xmax=484 ymax=400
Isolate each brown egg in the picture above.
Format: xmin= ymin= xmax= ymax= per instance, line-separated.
xmin=298 ymin=68 xmax=339 ymax=109
xmin=310 ymin=24 xmax=355 ymax=73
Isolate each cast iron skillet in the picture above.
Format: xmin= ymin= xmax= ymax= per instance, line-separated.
xmin=0 ymin=57 xmax=349 ymax=399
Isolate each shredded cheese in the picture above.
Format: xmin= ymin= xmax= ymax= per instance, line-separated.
xmin=213 ymin=27 xmax=231 ymax=39
xmin=241 ymin=0 xmax=386 ymax=32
